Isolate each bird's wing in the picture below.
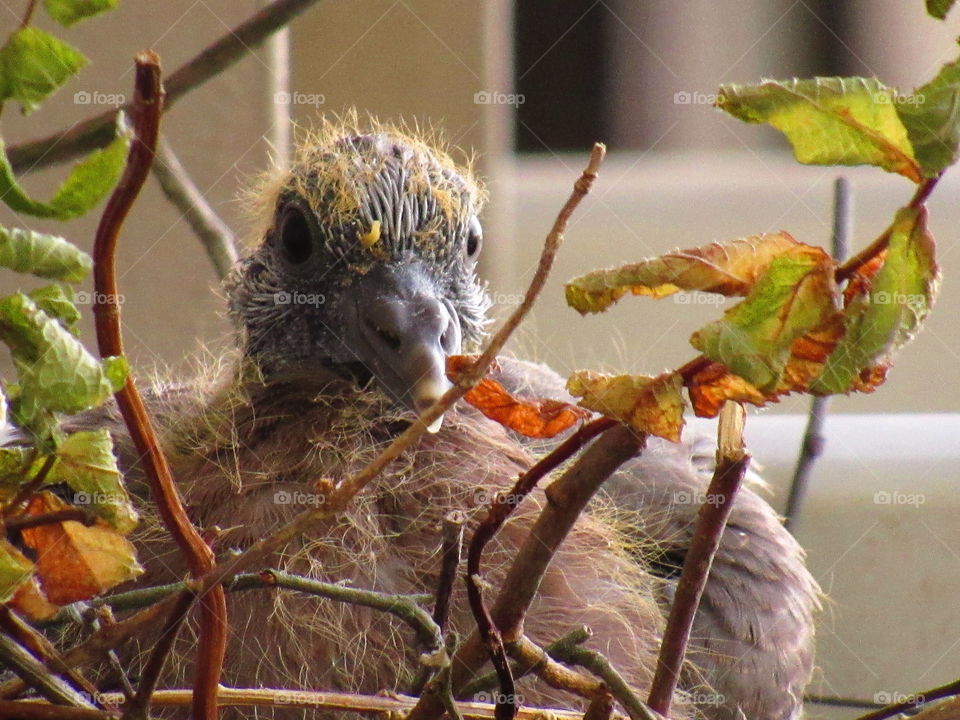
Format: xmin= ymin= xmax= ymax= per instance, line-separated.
xmin=490 ymin=356 xmax=820 ymax=720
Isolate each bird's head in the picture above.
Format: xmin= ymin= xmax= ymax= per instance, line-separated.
xmin=226 ymin=123 xmax=490 ymax=427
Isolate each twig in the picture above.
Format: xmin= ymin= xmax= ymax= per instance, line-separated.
xmin=647 ymin=402 xmax=750 ymax=717
xmin=38 ymin=687 xmax=628 ymax=720
xmin=90 ymin=608 xmax=135 ymax=702
xmin=854 ymin=678 xmax=960 ymax=720
xmin=410 ymin=422 xmax=645 ymax=720
xmin=784 ymin=176 xmax=851 ymax=530
xmin=91 ymin=52 xmax=226 ymax=720
xmin=152 ymin=137 xmax=239 ymax=279
xmin=19 ymin=0 xmax=37 ymax=28
xmin=836 ymin=175 xmax=939 ymax=282
xmin=507 ymin=635 xmax=604 ymax=699
xmin=0 ymin=608 xmax=99 ymax=702
xmin=7 ymin=0 xmax=322 ymax=174
xmin=550 ymin=643 xmax=659 ymax=720
xmin=434 ymin=511 xmax=466 ymax=633
xmin=805 ymin=694 xmax=884 ymax=710
xmin=461 ymin=416 xmax=617 ymax=720
xmin=0 ymin=702 xmax=116 ymax=720
xmin=5 ymin=509 xmax=94 ymax=532
xmin=0 ymin=632 xmax=94 ymax=709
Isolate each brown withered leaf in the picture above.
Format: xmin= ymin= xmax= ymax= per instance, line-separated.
xmin=779 ymin=317 xmax=846 ymax=393
xmin=447 ymin=355 xmax=589 ymax=438
xmin=20 ymin=492 xmax=143 ymax=606
xmin=567 ymin=370 xmax=685 ymax=442
xmin=686 ymin=362 xmax=768 ymax=418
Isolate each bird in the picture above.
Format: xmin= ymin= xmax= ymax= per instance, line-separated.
xmin=62 ymin=121 xmax=819 ymax=720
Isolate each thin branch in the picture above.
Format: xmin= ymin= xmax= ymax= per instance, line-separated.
xmin=0 ymin=632 xmax=94 ymax=709
xmin=152 ymin=137 xmax=239 ymax=279
xmin=854 ymin=678 xmax=960 ymax=720
xmin=3 ymin=454 xmax=57 ymax=518
xmin=836 ymin=175 xmax=939 ymax=282
xmin=507 ymin=635 xmax=604 ymax=699
xmin=410 ymin=423 xmax=645 ymax=720
xmin=5 ymin=509 xmax=94 ymax=532
xmin=550 ymin=642 xmax=660 ymax=720
xmin=0 ymin=608 xmax=99 ymax=702
xmin=434 ymin=510 xmax=466 ymax=633
xmin=647 ymin=402 xmax=750 ymax=717
xmin=0 ymin=702 xmax=115 ymax=720
xmin=784 ymin=175 xmax=851 ymax=530
xmin=19 ymin=0 xmax=37 ymax=28
xmin=7 ymin=0 xmax=322 ymax=174
xmin=805 ymin=694 xmax=884 ymax=710
xmin=91 ymin=52 xmax=226 ymax=720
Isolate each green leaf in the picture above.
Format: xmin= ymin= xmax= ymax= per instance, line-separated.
xmin=691 ymin=244 xmax=839 ymax=392
xmin=0 ymin=447 xmax=32 ymax=501
xmin=0 ymin=540 xmax=34 ymax=603
xmin=0 ymin=227 xmax=92 ymax=282
xmin=0 ymin=293 xmax=117 ymax=425
xmin=51 ymin=430 xmax=137 ymax=533
xmin=27 ymin=285 xmax=80 ymax=332
xmin=896 ymin=58 xmax=960 ymax=176
xmin=718 ymin=77 xmax=922 ymax=182
xmin=0 ymin=115 xmax=131 ymax=219
xmin=43 ymin=0 xmax=119 ymax=26
xmin=0 ymin=28 xmax=87 ymax=114
xmin=927 ymin=0 xmax=957 ymax=18
xmin=812 ymin=207 xmax=939 ymax=393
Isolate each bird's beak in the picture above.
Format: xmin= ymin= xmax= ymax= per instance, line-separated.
xmin=341 ymin=265 xmax=462 ymax=432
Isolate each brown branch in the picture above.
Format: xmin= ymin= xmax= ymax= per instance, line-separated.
xmin=7 ymin=0 xmax=321 ymax=174
xmin=784 ymin=175 xmax=851 ymax=530
xmin=647 ymin=403 xmax=750 ymax=716
xmin=410 ymin=423 xmax=645 ymax=720
xmin=434 ymin=510 xmax=465 ymax=633
xmin=836 ymin=174 xmax=939 ymax=282
xmin=854 ymin=678 xmax=960 ymax=720
xmin=19 ymin=0 xmax=37 ymax=28
xmin=152 ymin=137 xmax=239 ymax=279
xmin=4 ymin=509 xmax=94 ymax=532
xmin=0 ymin=702 xmax=116 ymax=720
xmin=0 ymin=608 xmax=98 ymax=702
xmin=0 ymin=632 xmax=94 ymax=709
xmin=507 ymin=635 xmax=604 ymax=699
xmin=461 ymin=416 xmax=617 ymax=720
xmin=90 ymin=52 xmax=225 ymax=720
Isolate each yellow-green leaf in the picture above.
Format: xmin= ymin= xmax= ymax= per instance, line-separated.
xmin=565 ymin=232 xmax=800 ymax=314
xmin=0 ymin=28 xmax=86 ymax=114
xmin=718 ymin=77 xmax=921 ymax=182
xmin=690 ymin=244 xmax=839 ymax=392
xmin=927 ymin=0 xmax=957 ymax=19
xmin=812 ymin=206 xmax=939 ymax=393
xmin=896 ymin=57 xmax=960 ymax=175
xmin=0 ymin=227 xmax=92 ymax=282
xmin=44 ymin=0 xmax=119 ymax=26
xmin=0 ymin=540 xmax=34 ymax=603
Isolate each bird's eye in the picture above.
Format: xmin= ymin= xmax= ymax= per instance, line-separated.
xmin=279 ymin=205 xmax=314 ymax=265
xmin=466 ymin=216 xmax=483 ymax=259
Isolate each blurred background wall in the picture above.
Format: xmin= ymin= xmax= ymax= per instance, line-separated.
xmin=1 ymin=2 xmax=959 ymax=718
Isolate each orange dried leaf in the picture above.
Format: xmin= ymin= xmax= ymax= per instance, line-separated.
xmin=9 ymin=576 xmax=59 ymax=621
xmin=20 ymin=493 xmax=143 ymax=606
xmin=567 ymin=370 xmax=685 ymax=442
xmin=447 ymin=355 xmax=588 ymax=438
xmin=686 ymin=363 xmax=768 ymax=418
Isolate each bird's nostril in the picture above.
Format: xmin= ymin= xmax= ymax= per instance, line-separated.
xmin=365 ymin=317 xmax=402 ymax=351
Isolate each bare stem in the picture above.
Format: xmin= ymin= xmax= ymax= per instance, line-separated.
xmin=647 ymin=403 xmax=750 ymax=716
xmin=152 ymin=137 xmax=239 ymax=279
xmin=91 ymin=52 xmax=226 ymax=720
